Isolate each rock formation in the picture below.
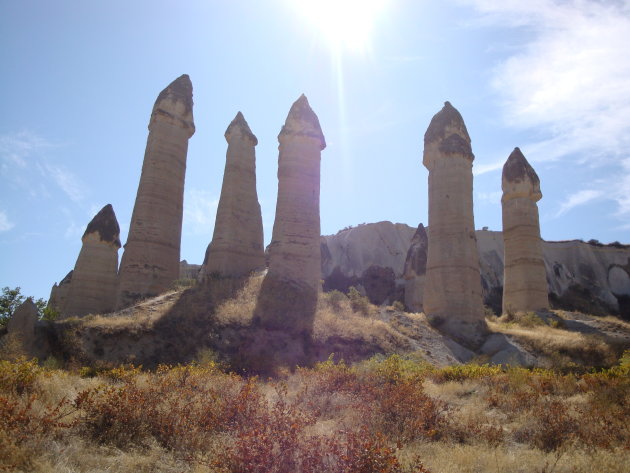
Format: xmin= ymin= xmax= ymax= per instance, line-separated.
xmin=502 ymin=147 xmax=549 ymax=313
xmin=61 ymin=204 xmax=121 ymax=317
xmin=422 ymin=101 xmax=486 ymax=346
xmin=48 ymin=270 xmax=73 ymax=314
xmin=403 ymin=224 xmax=428 ymax=312
xmin=199 ymin=112 xmax=264 ymax=280
xmin=254 ymin=95 xmax=326 ymax=335
xmin=7 ymin=299 xmax=38 ymax=350
xmin=117 ymin=75 xmax=195 ymax=308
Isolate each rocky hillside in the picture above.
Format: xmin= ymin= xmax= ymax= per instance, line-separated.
xmin=320 ymin=221 xmax=630 ymax=319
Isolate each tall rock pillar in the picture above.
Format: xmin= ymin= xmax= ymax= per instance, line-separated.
xmin=63 ymin=204 xmax=121 ymax=317
xmin=422 ymin=101 xmax=486 ymax=346
xmin=199 ymin=112 xmax=264 ymax=280
xmin=502 ymin=147 xmax=549 ymax=313
xmin=117 ymin=75 xmax=195 ymax=308
xmin=254 ymin=95 xmax=326 ymax=336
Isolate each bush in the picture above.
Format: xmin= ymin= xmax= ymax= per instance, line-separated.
xmin=347 ymin=287 xmax=371 ymax=316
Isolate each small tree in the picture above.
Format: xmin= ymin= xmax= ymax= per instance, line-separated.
xmin=0 ymin=286 xmax=55 ymax=327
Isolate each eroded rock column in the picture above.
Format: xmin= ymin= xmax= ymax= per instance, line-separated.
xmin=403 ymin=223 xmax=428 ymax=313
xmin=502 ymin=147 xmax=549 ymax=313
xmin=63 ymin=204 xmax=121 ymax=317
xmin=117 ymin=75 xmax=195 ymax=308
xmin=199 ymin=112 xmax=264 ymax=280
xmin=254 ymin=95 xmax=326 ymax=335
xmin=422 ymin=101 xmax=486 ymax=346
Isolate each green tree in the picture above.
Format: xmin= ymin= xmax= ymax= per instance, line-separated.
xmin=0 ymin=286 xmax=55 ymax=327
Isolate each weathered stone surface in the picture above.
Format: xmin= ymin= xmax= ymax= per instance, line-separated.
xmin=254 ymin=95 xmax=325 ymax=335
xmin=7 ymin=299 xmax=38 ymax=347
xmin=502 ymin=148 xmax=549 ymax=313
xmin=117 ymin=75 xmax=195 ymax=308
xmin=199 ymin=112 xmax=264 ymax=280
xmin=62 ymin=204 xmax=121 ymax=317
xmin=403 ymin=224 xmax=428 ymax=312
xmin=179 ymin=260 xmax=201 ymax=280
xmin=422 ymin=102 xmax=486 ymax=346
xmin=48 ymin=270 xmax=73 ymax=313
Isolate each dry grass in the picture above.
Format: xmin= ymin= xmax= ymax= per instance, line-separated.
xmin=488 ymin=319 xmax=618 ymax=368
xmin=213 ymin=275 xmax=263 ymax=325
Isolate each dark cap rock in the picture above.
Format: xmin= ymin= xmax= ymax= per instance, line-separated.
xmin=502 ymin=147 xmax=540 ymax=185
xmin=83 ymin=204 xmax=121 ymax=248
xmin=279 ymin=94 xmax=326 ymax=150
xmin=225 ymin=111 xmax=258 ymax=145
xmin=154 ymin=74 xmax=194 ymax=116
xmin=424 ymin=101 xmax=473 ymax=159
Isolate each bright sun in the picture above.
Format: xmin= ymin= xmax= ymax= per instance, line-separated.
xmin=291 ymin=0 xmax=388 ymax=54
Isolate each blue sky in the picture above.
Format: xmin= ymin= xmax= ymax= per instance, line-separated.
xmin=1 ymin=0 xmax=629 ymax=300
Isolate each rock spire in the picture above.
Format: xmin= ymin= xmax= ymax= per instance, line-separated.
xmin=422 ymin=101 xmax=486 ymax=346
xmin=254 ymin=94 xmax=326 ymax=336
xmin=403 ymin=223 xmax=428 ymax=313
xmin=502 ymin=147 xmax=549 ymax=313
xmin=62 ymin=204 xmax=121 ymax=317
xmin=199 ymin=112 xmax=264 ymax=280
xmin=117 ymin=74 xmax=195 ymax=308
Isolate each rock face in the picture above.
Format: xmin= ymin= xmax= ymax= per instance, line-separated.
xmin=254 ymin=95 xmax=326 ymax=335
xmin=502 ymin=148 xmax=549 ymax=313
xmin=117 ymin=75 xmax=195 ymax=308
xmin=179 ymin=260 xmax=201 ymax=280
xmin=48 ymin=270 xmax=73 ymax=314
xmin=403 ymin=224 xmax=428 ymax=312
xmin=422 ymin=102 xmax=486 ymax=346
xmin=199 ymin=112 xmax=264 ymax=280
xmin=61 ymin=204 xmax=121 ymax=317
xmin=7 ymin=299 xmax=38 ymax=349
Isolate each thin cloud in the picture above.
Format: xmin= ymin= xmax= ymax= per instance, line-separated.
xmin=41 ymin=163 xmax=86 ymax=203
xmin=0 ymin=210 xmax=14 ymax=232
xmin=465 ymin=0 xmax=630 ymax=217
xmin=555 ymin=189 xmax=603 ymax=217
xmin=183 ymin=189 xmax=219 ymax=236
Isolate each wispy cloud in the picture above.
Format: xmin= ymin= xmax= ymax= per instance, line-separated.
xmin=0 ymin=210 xmax=14 ymax=232
xmin=183 ymin=189 xmax=219 ymax=236
xmin=555 ymin=189 xmax=603 ymax=217
xmin=0 ymin=130 xmax=87 ymax=204
xmin=476 ymin=190 xmax=502 ymax=205
xmin=465 ymin=0 xmax=630 ymax=216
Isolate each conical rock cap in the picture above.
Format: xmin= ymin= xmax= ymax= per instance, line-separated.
xmin=279 ymin=94 xmax=326 ymax=150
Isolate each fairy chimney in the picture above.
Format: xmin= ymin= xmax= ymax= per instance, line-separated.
xmin=502 ymin=147 xmax=549 ymax=313
xmin=199 ymin=112 xmax=264 ymax=280
xmin=117 ymin=75 xmax=195 ymax=308
xmin=254 ymin=95 xmax=326 ymax=335
xmin=63 ymin=204 xmax=121 ymax=317
xmin=422 ymin=101 xmax=486 ymax=346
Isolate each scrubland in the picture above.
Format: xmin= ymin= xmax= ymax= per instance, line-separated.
xmin=1 ymin=350 xmax=628 ymax=473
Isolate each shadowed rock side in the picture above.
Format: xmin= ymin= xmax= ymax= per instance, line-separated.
xmin=48 ymin=270 xmax=73 ymax=314
xmin=6 ymin=299 xmax=38 ymax=353
xmin=403 ymin=224 xmax=428 ymax=312
xmin=502 ymin=148 xmax=549 ymax=313
xmin=63 ymin=204 xmax=121 ymax=317
xmin=254 ymin=95 xmax=325 ymax=344
xmin=422 ymin=102 xmax=486 ymax=346
xmin=117 ymin=75 xmax=195 ymax=308
xmin=199 ymin=112 xmax=264 ymax=281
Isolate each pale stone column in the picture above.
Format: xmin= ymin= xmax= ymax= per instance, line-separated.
xmin=254 ymin=95 xmax=326 ymax=335
xmin=403 ymin=223 xmax=428 ymax=313
xmin=422 ymin=101 xmax=486 ymax=346
xmin=63 ymin=204 xmax=121 ymax=317
xmin=117 ymin=75 xmax=195 ymax=308
xmin=199 ymin=112 xmax=264 ymax=280
xmin=502 ymin=147 xmax=549 ymax=313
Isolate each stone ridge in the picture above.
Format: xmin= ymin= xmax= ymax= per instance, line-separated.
xmin=424 ymin=101 xmax=471 ymax=145
xmin=503 ymin=147 xmax=540 ymax=185
xmin=225 ymin=111 xmax=258 ymax=145
xmin=154 ymin=74 xmax=193 ymax=117
xmin=83 ymin=204 xmax=121 ymax=248
xmin=278 ymin=94 xmax=326 ymax=150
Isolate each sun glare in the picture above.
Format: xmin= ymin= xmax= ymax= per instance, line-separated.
xmin=292 ymin=0 xmax=388 ymax=54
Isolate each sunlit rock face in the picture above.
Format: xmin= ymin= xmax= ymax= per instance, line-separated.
xmin=48 ymin=270 xmax=73 ymax=315
xmin=199 ymin=112 xmax=264 ymax=281
xmin=403 ymin=223 xmax=428 ymax=312
xmin=422 ymin=101 xmax=486 ymax=347
xmin=502 ymin=147 xmax=549 ymax=313
xmin=62 ymin=204 xmax=121 ymax=317
xmin=117 ymin=75 xmax=195 ymax=308
xmin=254 ymin=95 xmax=326 ymax=336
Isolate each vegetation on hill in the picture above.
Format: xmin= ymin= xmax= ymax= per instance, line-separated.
xmin=0 ymin=352 xmax=628 ymax=472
